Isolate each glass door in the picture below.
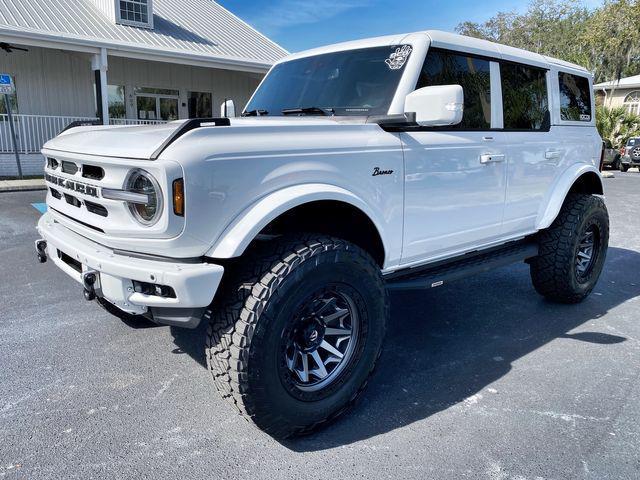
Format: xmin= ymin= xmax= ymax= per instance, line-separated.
xmin=134 ymin=87 xmax=180 ymax=121
xmin=159 ymin=97 xmax=179 ymax=121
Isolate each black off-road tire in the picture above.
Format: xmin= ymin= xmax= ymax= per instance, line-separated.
xmin=205 ymin=235 xmax=388 ymax=439
xmin=530 ymin=193 xmax=609 ymax=303
xmin=611 ymin=156 xmax=620 ymax=171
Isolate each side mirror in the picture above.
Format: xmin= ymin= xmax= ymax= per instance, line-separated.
xmin=220 ymin=99 xmax=236 ymax=118
xmin=405 ymin=85 xmax=464 ymax=127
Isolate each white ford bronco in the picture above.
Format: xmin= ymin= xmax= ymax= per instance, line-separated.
xmin=36 ymin=31 xmax=608 ymax=438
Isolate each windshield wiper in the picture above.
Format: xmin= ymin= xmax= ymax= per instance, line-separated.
xmin=242 ymin=109 xmax=268 ymax=117
xmin=281 ymin=107 xmax=334 ymax=116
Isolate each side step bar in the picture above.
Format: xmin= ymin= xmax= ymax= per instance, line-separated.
xmin=385 ymin=240 xmax=539 ymax=291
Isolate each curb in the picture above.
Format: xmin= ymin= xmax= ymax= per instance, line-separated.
xmin=0 ymin=179 xmax=46 ymax=193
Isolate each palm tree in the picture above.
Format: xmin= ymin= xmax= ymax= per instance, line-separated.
xmin=596 ymin=105 xmax=640 ymax=149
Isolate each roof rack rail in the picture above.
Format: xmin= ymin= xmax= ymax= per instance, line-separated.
xmin=151 ymin=117 xmax=231 ymax=159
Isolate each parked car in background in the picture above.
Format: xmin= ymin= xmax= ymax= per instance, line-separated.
xmin=602 ymin=139 xmax=622 ymax=170
xmin=620 ymin=137 xmax=640 ymax=172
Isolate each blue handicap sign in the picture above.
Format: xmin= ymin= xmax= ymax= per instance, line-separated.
xmin=0 ymin=74 xmax=14 ymax=94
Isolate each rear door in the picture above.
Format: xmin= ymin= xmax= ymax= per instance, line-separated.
xmin=491 ymin=62 xmax=560 ymax=236
xmin=401 ymin=49 xmax=507 ymax=265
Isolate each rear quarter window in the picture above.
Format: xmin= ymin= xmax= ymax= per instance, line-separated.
xmin=559 ymin=72 xmax=592 ymax=122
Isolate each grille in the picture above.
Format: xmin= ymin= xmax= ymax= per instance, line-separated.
xmin=61 ymin=161 xmax=79 ymax=175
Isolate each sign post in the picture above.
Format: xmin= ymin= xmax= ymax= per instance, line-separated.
xmin=0 ymin=74 xmax=22 ymax=179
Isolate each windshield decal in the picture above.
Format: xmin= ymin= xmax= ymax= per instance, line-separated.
xmin=385 ymin=45 xmax=412 ymax=70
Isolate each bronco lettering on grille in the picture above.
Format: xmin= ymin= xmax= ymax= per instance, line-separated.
xmin=45 ymin=173 xmax=99 ymax=198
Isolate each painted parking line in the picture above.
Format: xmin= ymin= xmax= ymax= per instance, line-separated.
xmin=32 ymin=203 xmax=47 ymax=214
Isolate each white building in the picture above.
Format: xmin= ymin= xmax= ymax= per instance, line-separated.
xmin=594 ymin=74 xmax=640 ymax=115
xmin=0 ymin=0 xmax=287 ymax=176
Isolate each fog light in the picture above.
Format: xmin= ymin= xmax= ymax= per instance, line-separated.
xmin=132 ymin=280 xmax=176 ymax=298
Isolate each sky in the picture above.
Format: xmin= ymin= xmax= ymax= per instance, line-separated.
xmin=217 ymin=0 xmax=605 ymax=53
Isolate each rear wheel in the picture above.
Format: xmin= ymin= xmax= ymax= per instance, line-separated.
xmin=205 ymin=235 xmax=388 ymax=438
xmin=530 ymin=193 xmax=609 ymax=303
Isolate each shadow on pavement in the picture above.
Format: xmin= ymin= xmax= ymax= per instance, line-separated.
xmin=168 ymin=246 xmax=640 ymax=450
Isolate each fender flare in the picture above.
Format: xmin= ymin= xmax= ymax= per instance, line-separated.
xmin=205 ymin=183 xmax=388 ymax=260
xmin=536 ymin=164 xmax=604 ymax=230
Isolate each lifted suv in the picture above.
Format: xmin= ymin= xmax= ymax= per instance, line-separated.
xmin=36 ymin=31 xmax=608 ymax=438
xmin=620 ymin=137 xmax=640 ymax=172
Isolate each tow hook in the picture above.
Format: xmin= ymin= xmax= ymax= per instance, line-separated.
xmin=35 ymin=239 xmax=47 ymax=263
xmin=83 ymin=270 xmax=99 ymax=301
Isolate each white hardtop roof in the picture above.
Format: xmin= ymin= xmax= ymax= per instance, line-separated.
xmin=594 ymin=74 xmax=640 ymax=89
xmin=0 ymin=0 xmax=288 ymax=72
xmin=283 ymin=30 xmax=590 ymax=75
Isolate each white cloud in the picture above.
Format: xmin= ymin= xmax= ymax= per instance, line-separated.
xmin=247 ymin=0 xmax=372 ymax=31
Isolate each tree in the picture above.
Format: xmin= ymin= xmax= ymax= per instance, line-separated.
xmin=455 ymin=0 xmax=640 ymax=84
xmin=596 ymin=105 xmax=640 ymax=149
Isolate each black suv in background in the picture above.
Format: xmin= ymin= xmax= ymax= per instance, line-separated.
xmin=620 ymin=137 xmax=640 ymax=172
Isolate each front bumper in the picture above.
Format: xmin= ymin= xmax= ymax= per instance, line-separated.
xmin=622 ymin=155 xmax=640 ymax=167
xmin=37 ymin=212 xmax=223 ymax=327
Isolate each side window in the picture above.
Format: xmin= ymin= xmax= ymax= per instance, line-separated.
xmin=416 ymin=50 xmax=491 ymax=129
xmin=559 ymin=72 xmax=592 ymax=122
xmin=501 ymin=63 xmax=549 ymax=131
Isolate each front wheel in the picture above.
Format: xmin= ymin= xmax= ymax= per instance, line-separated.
xmin=205 ymin=235 xmax=388 ymax=438
xmin=530 ymin=193 xmax=609 ymax=303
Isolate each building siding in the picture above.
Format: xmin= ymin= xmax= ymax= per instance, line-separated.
xmin=0 ymin=47 xmax=263 ymax=118
xmin=0 ymin=47 xmax=96 ymax=116
xmin=107 ymin=56 xmax=263 ymax=118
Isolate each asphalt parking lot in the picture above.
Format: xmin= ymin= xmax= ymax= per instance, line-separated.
xmin=1 ymin=173 xmax=640 ymax=480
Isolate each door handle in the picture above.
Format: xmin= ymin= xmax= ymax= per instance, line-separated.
xmin=480 ymin=154 xmax=505 ymax=164
xmin=545 ymin=150 xmax=561 ymax=160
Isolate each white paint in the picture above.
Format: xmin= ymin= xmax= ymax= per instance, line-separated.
xmin=39 ymin=30 xmax=603 ymax=316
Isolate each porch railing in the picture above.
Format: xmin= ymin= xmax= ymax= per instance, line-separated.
xmin=110 ymin=118 xmax=168 ymax=126
xmin=0 ymin=114 xmax=168 ymax=154
xmin=0 ymin=114 xmax=99 ymax=154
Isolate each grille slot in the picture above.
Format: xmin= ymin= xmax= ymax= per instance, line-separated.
xmin=49 ymin=187 xmax=62 ymax=199
xmin=63 ymin=193 xmax=81 ymax=208
xmin=82 ymin=165 xmax=105 ymax=180
xmin=61 ymin=161 xmax=78 ymax=175
xmin=85 ymin=200 xmax=108 ymax=217
xmin=47 ymin=158 xmax=59 ymax=170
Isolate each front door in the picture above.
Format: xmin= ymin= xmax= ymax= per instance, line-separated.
xmin=401 ymin=49 xmax=507 ymax=265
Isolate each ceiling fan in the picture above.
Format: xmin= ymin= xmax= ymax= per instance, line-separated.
xmin=0 ymin=43 xmax=29 ymax=53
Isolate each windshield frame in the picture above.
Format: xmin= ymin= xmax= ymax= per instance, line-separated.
xmin=243 ymin=35 xmax=429 ymax=118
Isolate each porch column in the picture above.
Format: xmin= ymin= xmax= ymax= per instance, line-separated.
xmin=91 ymin=48 xmax=109 ymax=125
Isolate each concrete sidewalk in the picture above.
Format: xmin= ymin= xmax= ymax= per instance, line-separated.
xmin=0 ymin=178 xmax=46 ymax=192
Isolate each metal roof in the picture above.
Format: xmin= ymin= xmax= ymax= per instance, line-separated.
xmin=594 ymin=74 xmax=640 ymax=90
xmin=0 ymin=0 xmax=288 ymax=71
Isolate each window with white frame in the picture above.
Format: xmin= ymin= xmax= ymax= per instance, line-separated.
xmin=624 ymin=91 xmax=640 ymax=116
xmin=118 ymin=0 xmax=152 ymax=27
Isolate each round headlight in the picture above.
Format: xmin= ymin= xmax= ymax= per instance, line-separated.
xmin=126 ymin=169 xmax=163 ymax=226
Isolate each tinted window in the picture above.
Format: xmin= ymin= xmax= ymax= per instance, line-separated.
xmin=245 ymin=46 xmax=411 ymax=116
xmin=501 ymin=63 xmax=549 ymax=130
xmin=559 ymin=72 xmax=592 ymax=121
xmin=416 ymin=50 xmax=491 ymax=129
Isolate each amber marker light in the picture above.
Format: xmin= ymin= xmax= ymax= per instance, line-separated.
xmin=173 ymin=178 xmax=185 ymax=216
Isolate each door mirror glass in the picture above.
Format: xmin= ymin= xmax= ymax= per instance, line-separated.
xmin=221 ymin=99 xmax=236 ymax=118
xmin=405 ymin=85 xmax=463 ymax=127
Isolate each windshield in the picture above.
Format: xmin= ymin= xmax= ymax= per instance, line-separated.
xmin=244 ymin=45 xmax=413 ymax=117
